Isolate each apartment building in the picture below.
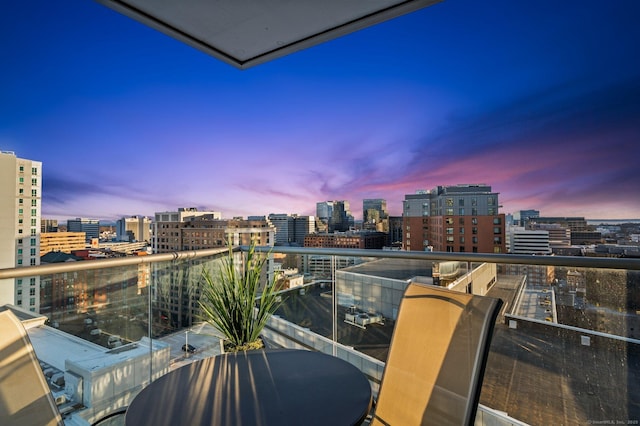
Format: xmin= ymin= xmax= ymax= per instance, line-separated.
xmin=403 ymin=184 xmax=506 ymax=253
xmin=0 ymin=151 xmax=41 ymax=311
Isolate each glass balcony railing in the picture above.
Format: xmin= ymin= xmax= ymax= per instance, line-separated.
xmin=1 ymin=247 xmax=639 ymax=425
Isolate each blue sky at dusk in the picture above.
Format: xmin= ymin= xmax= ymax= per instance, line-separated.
xmin=1 ymin=0 xmax=639 ymax=221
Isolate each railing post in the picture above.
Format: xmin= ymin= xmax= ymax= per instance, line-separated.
xmin=331 ymin=254 xmax=337 ymax=357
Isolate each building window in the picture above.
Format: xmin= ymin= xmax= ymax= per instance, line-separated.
xmin=32 ymin=178 xmax=37 ymax=185
xmin=446 ymin=228 xmax=454 ymax=235
xmin=488 ymin=208 xmax=496 ymax=215
xmin=32 ymin=167 xmax=38 ymax=175
xmin=31 ymin=208 xmax=37 ymax=216
xmin=30 ymin=229 xmax=36 ymax=236
xmin=17 ymin=300 xmax=22 ymax=306
xmin=18 ymin=218 xmax=23 ymax=224
xmin=19 ymin=198 xmax=23 ymax=205
xmin=17 ymin=248 xmax=22 ymax=255
xmin=472 ymin=198 xmax=477 ymax=206
xmin=459 ymin=227 xmax=464 ymax=234
xmin=445 ymin=208 xmax=454 ymax=215
xmin=17 ymin=289 xmax=22 ymax=296
xmin=18 ymin=229 xmax=23 ymax=234
xmin=494 ymin=236 xmax=502 ymax=244
xmin=460 ymin=236 xmax=465 ymax=243
xmin=459 ymin=208 xmax=464 ymax=215
xmin=31 ymin=199 xmax=36 ymax=206
xmin=17 ymin=259 xmax=22 ymax=265
xmin=446 ymin=198 xmax=453 ymax=206
xmin=459 ymin=199 xmax=465 ymax=206
xmin=19 ymin=165 xmax=24 ymax=172
xmin=30 ymin=298 xmax=35 ymax=306
xmin=493 ymin=217 xmax=501 ymax=225
xmin=473 ymin=247 xmax=478 ymax=253
xmin=30 ymin=259 xmax=36 ymax=266
xmin=472 ymin=227 xmax=478 ymax=234
xmin=488 ymin=197 xmax=495 ymax=205
xmin=30 ymin=278 xmax=35 ymax=286
xmin=31 ymin=218 xmax=36 ymax=226
xmin=30 ymin=238 xmax=36 ymax=246
xmin=29 ymin=288 xmax=35 ymax=296
xmin=31 ymin=189 xmax=37 ymax=197
xmin=459 ymin=218 xmax=464 ymax=225
xmin=493 ymin=227 xmax=501 ymax=234
xmin=459 ymin=246 xmax=465 ymax=252
xmin=472 ymin=236 xmax=478 ymax=244
xmin=17 ymin=239 xmax=22 ymax=245
xmin=472 ymin=218 xmax=478 ymax=225
xmin=19 ymin=177 xmax=24 ymax=184
xmin=471 ymin=208 xmax=478 ymax=216
xmin=445 ymin=217 xmax=454 ymax=225
xmin=19 ymin=188 xmax=24 ymax=195
xmin=30 ymin=248 xmax=36 ymax=256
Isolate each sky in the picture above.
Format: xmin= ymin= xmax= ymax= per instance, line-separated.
xmin=1 ymin=0 xmax=639 ymax=222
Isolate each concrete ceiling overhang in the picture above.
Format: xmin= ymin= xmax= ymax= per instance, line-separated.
xmin=95 ymin=0 xmax=442 ymax=69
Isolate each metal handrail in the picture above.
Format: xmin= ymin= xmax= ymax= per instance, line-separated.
xmin=1 ymin=246 xmax=639 ymax=279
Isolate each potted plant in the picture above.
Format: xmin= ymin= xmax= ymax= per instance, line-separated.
xmin=199 ymin=242 xmax=282 ymax=352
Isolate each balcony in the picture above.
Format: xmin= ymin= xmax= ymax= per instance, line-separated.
xmin=1 ymin=247 xmax=639 ymax=425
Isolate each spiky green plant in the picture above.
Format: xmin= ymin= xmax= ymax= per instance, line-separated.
xmin=199 ymin=242 xmax=282 ymax=350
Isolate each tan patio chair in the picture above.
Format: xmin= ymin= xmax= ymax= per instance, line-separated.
xmin=370 ymin=283 xmax=503 ymax=426
xmin=0 ymin=310 xmax=63 ymax=426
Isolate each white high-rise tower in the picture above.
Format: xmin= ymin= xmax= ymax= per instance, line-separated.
xmin=0 ymin=151 xmax=41 ymax=311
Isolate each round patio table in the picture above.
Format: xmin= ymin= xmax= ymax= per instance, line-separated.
xmin=125 ymin=348 xmax=373 ymax=426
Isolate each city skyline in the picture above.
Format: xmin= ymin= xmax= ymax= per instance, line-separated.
xmin=2 ymin=0 xmax=639 ymax=221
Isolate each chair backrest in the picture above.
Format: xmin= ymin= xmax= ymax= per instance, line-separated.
xmin=0 ymin=310 xmax=63 ymax=426
xmin=371 ymin=283 xmax=503 ymax=426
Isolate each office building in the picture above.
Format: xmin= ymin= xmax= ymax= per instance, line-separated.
xmin=41 ymin=219 xmax=58 ymax=233
xmin=268 ymin=214 xmax=295 ymax=245
xmin=507 ymin=227 xmax=551 ymax=255
xmin=363 ymin=199 xmax=389 ymax=233
xmin=116 ymin=216 xmax=151 ymax=242
xmin=67 ymin=218 xmax=100 ymax=241
xmin=268 ymin=214 xmax=316 ymax=246
xmin=304 ymin=231 xmax=387 ymax=249
xmin=403 ymin=184 xmax=506 ymax=253
xmin=316 ymin=200 xmax=354 ymax=232
xmin=388 ymin=216 xmax=403 ymax=248
xmin=0 ymin=151 xmax=41 ymax=311
xmin=512 ymin=209 xmax=540 ymax=227
xmin=40 ymin=232 xmax=87 ymax=256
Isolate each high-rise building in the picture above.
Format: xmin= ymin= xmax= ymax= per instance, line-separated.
xmin=116 ymin=216 xmax=151 ymax=242
xmin=292 ymin=215 xmax=315 ymax=246
xmin=268 ymin=214 xmax=295 ymax=245
xmin=403 ymin=184 xmax=506 ymax=253
xmin=41 ymin=219 xmax=58 ymax=233
xmin=316 ymin=200 xmax=354 ymax=232
xmin=0 ymin=151 xmax=41 ymax=311
xmin=363 ymin=198 xmax=389 ymax=233
xmin=512 ymin=209 xmax=540 ymax=227
xmin=268 ymin=214 xmax=316 ymax=246
xmin=67 ymin=218 xmax=100 ymax=241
